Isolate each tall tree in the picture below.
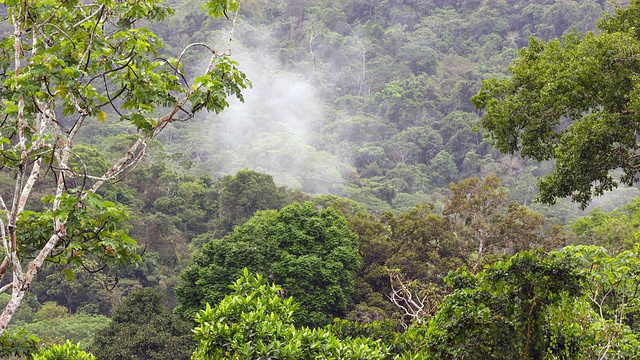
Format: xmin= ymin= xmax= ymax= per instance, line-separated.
xmin=214 ymin=169 xmax=289 ymax=237
xmin=444 ymin=175 xmax=567 ymax=270
xmin=472 ymin=1 xmax=640 ymax=207
xmin=425 ymin=251 xmax=585 ymax=360
xmin=90 ymin=288 xmax=194 ymax=360
xmin=175 ymin=202 xmax=362 ymax=328
xmin=0 ymin=0 xmax=249 ymax=332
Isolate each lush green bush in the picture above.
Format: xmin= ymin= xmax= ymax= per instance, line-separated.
xmin=18 ymin=312 xmax=108 ymax=346
xmin=0 ymin=329 xmax=41 ymax=359
xmin=33 ymin=341 xmax=96 ymax=360
xmin=192 ymin=269 xmax=390 ymax=359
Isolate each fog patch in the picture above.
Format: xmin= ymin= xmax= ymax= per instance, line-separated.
xmin=171 ymin=33 xmax=347 ymax=195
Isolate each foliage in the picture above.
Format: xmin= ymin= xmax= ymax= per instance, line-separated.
xmin=147 ymin=173 xmax=219 ymax=240
xmin=18 ymin=192 xmax=139 ymax=268
xmin=0 ymin=329 xmax=42 ymax=359
xmin=569 ymin=198 xmax=640 ymax=254
xmin=384 ymin=204 xmax=463 ymax=286
xmin=330 ymin=318 xmax=438 ymax=358
xmin=472 ymin=0 xmax=640 ymax=207
xmin=444 ymin=175 xmax=568 ymax=270
xmin=33 ymin=341 xmax=96 ymax=360
xmin=192 ymin=269 xmax=390 ymax=360
xmin=191 ymin=270 xmax=300 ymax=359
xmin=212 ymin=169 xmax=290 ymax=237
xmin=23 ymin=259 xmax=156 ymax=317
xmin=557 ymin=245 xmax=640 ymax=358
xmin=90 ymin=288 xmax=194 ymax=360
xmin=17 ymin=312 xmax=108 ymax=347
xmin=425 ymin=251 xmax=585 ymax=359
xmin=338 ymin=189 xmax=568 ymax=325
xmin=0 ymin=0 xmax=248 ymax=332
xmin=17 ymin=166 xmax=296 ymax=321
xmin=421 ymin=245 xmax=640 ymax=359
xmin=176 ymin=201 xmax=362 ymax=327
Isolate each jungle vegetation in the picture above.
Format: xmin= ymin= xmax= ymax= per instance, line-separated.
xmin=2 ymin=0 xmax=640 ymax=359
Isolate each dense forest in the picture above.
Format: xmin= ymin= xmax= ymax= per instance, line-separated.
xmin=2 ymin=0 xmax=640 ymax=358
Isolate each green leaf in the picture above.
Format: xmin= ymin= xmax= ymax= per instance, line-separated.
xmin=97 ymin=110 xmax=106 ymax=122
xmin=3 ymin=101 xmax=17 ymax=115
xmin=61 ymin=268 xmax=76 ymax=281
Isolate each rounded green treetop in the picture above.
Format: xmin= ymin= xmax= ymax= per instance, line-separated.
xmin=175 ymin=201 xmax=362 ymax=328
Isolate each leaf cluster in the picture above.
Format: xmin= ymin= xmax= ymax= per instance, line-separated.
xmin=90 ymin=288 xmax=195 ymax=360
xmin=192 ymin=269 xmax=390 ymax=360
xmin=17 ymin=192 xmax=140 ymax=275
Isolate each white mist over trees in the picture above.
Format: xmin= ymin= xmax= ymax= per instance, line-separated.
xmin=207 ymin=50 xmax=345 ymax=193
xmin=150 ymin=0 xmax=640 ymax=217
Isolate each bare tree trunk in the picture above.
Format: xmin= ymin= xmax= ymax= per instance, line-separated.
xmin=0 ymin=231 xmax=64 ymax=332
xmin=0 ymin=289 xmax=26 ymax=333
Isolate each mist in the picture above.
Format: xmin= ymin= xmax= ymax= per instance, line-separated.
xmin=165 ymin=28 xmax=349 ymax=195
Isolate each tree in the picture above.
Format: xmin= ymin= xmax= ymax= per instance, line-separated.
xmin=0 ymin=0 xmax=249 ymax=332
xmin=425 ymin=251 xmax=585 ymax=360
xmin=385 ymin=203 xmax=463 ymax=283
xmin=416 ymin=245 xmax=640 ymax=359
xmin=90 ymin=288 xmax=194 ymax=360
xmin=444 ymin=175 xmax=566 ymax=270
xmin=175 ymin=202 xmax=362 ymax=328
xmin=386 ymin=268 xmax=442 ymax=327
xmin=569 ymin=198 xmax=640 ymax=254
xmin=191 ymin=269 xmax=390 ymax=360
xmin=214 ymin=169 xmax=289 ymax=237
xmin=149 ymin=173 xmax=218 ymax=239
xmin=557 ymin=245 xmax=640 ymax=358
xmin=427 ymin=150 xmax=458 ymax=187
xmin=472 ymin=0 xmax=640 ymax=207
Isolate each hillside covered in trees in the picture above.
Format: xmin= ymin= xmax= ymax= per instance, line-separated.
xmin=3 ymin=0 xmax=640 ymax=358
xmin=149 ymin=0 xmax=633 ymax=216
